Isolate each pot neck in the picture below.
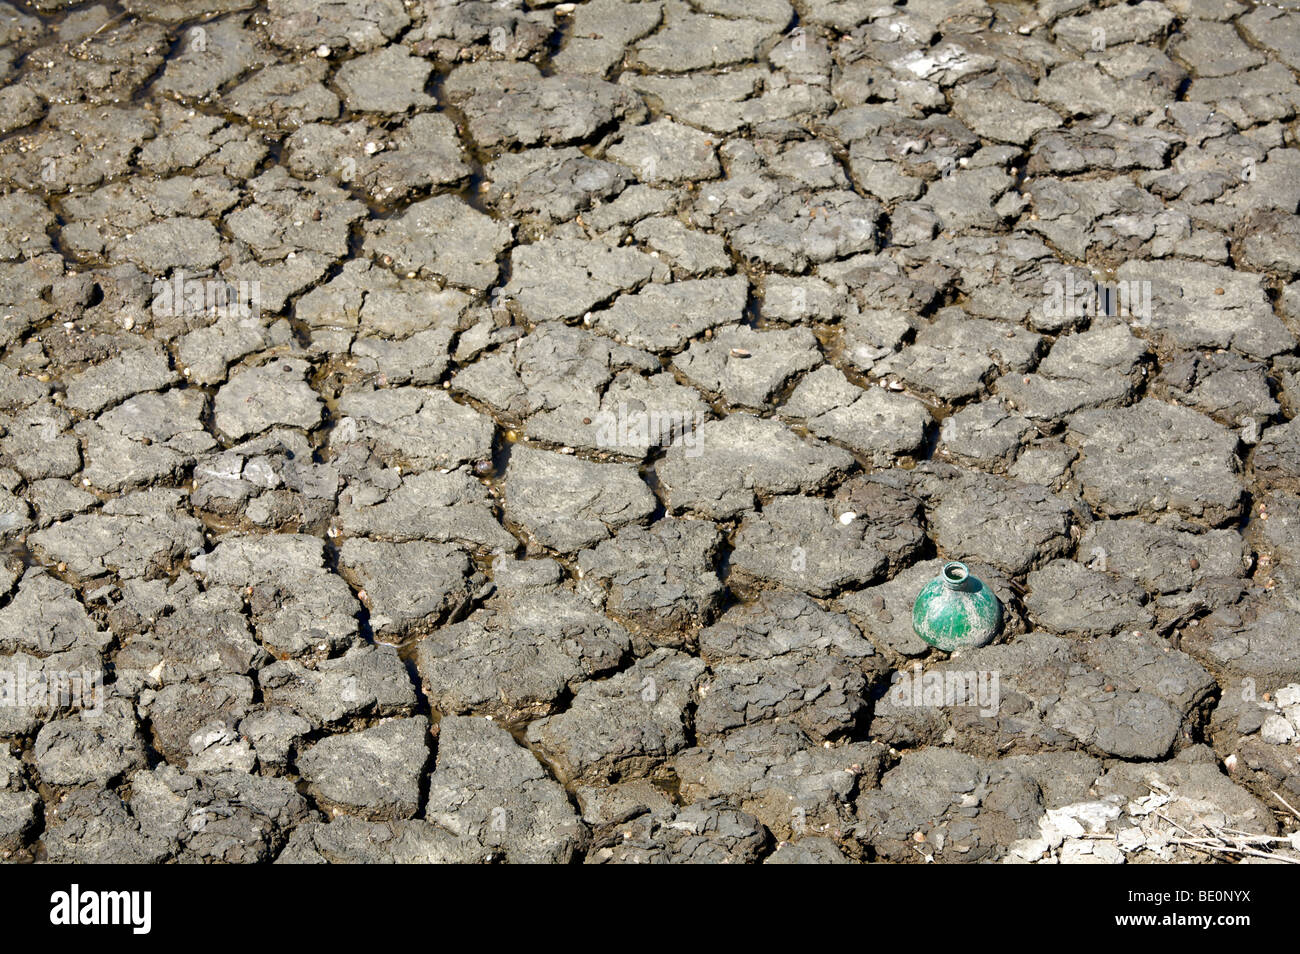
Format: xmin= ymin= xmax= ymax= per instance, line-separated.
xmin=940 ymin=562 xmax=971 ymax=591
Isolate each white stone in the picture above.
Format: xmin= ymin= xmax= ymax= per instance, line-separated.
xmin=1008 ymin=836 xmax=1050 ymax=861
xmin=1045 ymin=810 xmax=1086 ymax=839
xmin=1053 ymin=800 xmax=1122 ymax=832
xmin=1275 ymin=684 xmax=1300 ymax=709
xmin=1091 ymin=841 xmax=1126 ymax=864
xmin=1116 ymin=828 xmax=1145 ymax=852
xmin=1260 ymin=713 xmax=1296 ymax=745
xmin=1128 ymin=792 xmax=1170 ymax=816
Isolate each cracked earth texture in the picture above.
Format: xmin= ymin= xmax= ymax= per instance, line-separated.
xmin=0 ymin=0 xmax=1298 ymax=865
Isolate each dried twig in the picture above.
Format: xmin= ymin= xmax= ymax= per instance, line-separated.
xmin=1069 ymin=797 xmax=1300 ymax=864
xmin=1169 ymin=837 xmax=1300 ymax=864
xmin=1272 ymin=790 xmax=1300 ymax=823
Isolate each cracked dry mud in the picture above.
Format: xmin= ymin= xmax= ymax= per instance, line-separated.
xmin=0 ymin=0 xmax=1298 ymax=865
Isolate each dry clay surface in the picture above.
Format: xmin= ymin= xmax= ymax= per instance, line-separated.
xmin=0 ymin=0 xmax=1299 ymax=863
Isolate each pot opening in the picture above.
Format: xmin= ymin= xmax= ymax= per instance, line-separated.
xmin=942 ymin=561 xmax=969 ymax=586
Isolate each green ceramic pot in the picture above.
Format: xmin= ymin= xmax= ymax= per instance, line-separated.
xmin=912 ymin=561 xmax=1002 ymax=651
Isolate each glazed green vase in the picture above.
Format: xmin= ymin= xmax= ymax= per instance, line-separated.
xmin=912 ymin=561 xmax=1002 ymax=651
